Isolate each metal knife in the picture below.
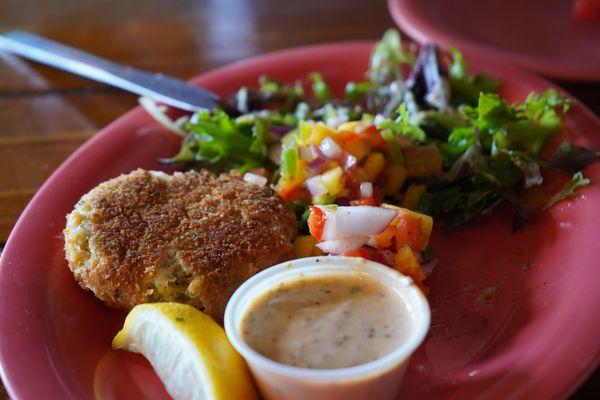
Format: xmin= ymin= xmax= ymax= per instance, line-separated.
xmin=0 ymin=30 xmax=222 ymax=112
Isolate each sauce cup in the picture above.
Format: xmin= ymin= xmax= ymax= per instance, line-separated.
xmin=224 ymin=256 xmax=430 ymax=400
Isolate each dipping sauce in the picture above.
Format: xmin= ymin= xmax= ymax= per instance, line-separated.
xmin=240 ymin=273 xmax=412 ymax=369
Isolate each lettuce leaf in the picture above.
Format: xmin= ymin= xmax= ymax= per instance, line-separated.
xmin=344 ymin=81 xmax=372 ymax=101
xmin=377 ymin=103 xmax=427 ymax=143
xmin=169 ymin=109 xmax=271 ymax=173
xmin=447 ymin=48 xmax=498 ymax=106
xmin=368 ymin=29 xmax=415 ymax=85
xmin=465 ymin=92 xmax=569 ymax=157
xmin=419 ymin=183 xmax=503 ymax=230
xmin=439 ymin=126 xmax=476 ymax=165
xmin=309 ymin=72 xmax=331 ymax=105
xmin=543 ymin=172 xmax=590 ymax=210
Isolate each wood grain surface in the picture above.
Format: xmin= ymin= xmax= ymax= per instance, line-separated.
xmin=0 ymin=0 xmax=597 ymax=398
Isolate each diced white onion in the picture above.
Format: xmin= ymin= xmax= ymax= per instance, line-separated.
xmin=305 ymin=175 xmax=327 ymax=196
xmin=374 ymin=114 xmax=387 ymax=127
xmin=298 ymin=146 xmax=317 ymax=161
xmin=343 ymin=153 xmax=358 ymax=170
xmin=326 ymin=114 xmax=349 ymax=129
xmin=319 ymin=137 xmax=343 ymax=159
xmin=360 ymin=182 xmax=373 ymax=198
xmin=317 ymin=205 xmax=398 ymax=241
xmin=316 ymin=236 xmax=370 ymax=255
xmin=243 ymin=173 xmax=268 ymax=186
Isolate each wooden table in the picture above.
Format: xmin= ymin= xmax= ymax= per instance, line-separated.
xmin=0 ymin=0 xmax=597 ymax=398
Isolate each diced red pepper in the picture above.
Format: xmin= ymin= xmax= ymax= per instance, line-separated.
xmin=350 ymin=197 xmax=378 ymax=206
xmin=344 ymin=247 xmax=371 ymax=259
xmin=334 ymin=131 xmax=358 ymax=144
xmin=277 ymin=184 xmax=308 ymax=202
xmin=343 ymin=167 xmax=369 ymax=191
xmin=394 ymin=214 xmax=423 ymax=252
xmin=307 ymin=206 xmax=326 ymax=240
xmin=370 ymin=249 xmax=391 ymax=266
xmin=359 ymin=124 xmax=388 ymax=149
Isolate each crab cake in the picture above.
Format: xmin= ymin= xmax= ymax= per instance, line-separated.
xmin=64 ymin=169 xmax=297 ymax=321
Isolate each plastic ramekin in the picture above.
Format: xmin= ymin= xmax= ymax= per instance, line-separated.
xmin=224 ymin=256 xmax=431 ymax=400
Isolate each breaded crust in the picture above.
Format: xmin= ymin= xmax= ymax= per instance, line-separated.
xmin=64 ymin=169 xmax=297 ymax=321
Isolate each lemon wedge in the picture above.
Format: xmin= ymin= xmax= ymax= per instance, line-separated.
xmin=112 ymin=303 xmax=258 ymax=400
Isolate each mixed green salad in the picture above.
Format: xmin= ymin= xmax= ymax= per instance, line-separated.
xmin=147 ymin=29 xmax=597 ymax=231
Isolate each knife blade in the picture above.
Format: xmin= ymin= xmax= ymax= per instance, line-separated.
xmin=0 ymin=30 xmax=222 ymax=112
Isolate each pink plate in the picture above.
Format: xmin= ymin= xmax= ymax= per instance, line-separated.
xmin=0 ymin=42 xmax=599 ymax=400
xmin=388 ymin=0 xmax=600 ymax=81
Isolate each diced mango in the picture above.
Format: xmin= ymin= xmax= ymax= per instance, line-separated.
xmin=385 ymin=165 xmax=408 ymax=196
xmin=371 ymin=225 xmax=396 ymax=249
xmin=393 ymin=246 xmax=426 ymax=290
xmin=321 ymin=167 xmax=344 ymax=196
xmin=381 ymin=204 xmax=433 ymax=251
xmin=309 ymin=122 xmax=336 ymax=145
xmin=343 ymin=138 xmax=371 ymax=161
xmin=403 ymin=146 xmax=443 ymax=178
xmin=402 ymin=184 xmax=427 ymax=210
xmin=361 ymin=124 xmax=388 ymax=148
xmin=362 ymin=152 xmax=386 ymax=181
xmin=337 ymin=121 xmax=361 ymax=132
xmin=294 ymin=236 xmax=317 ymax=258
xmin=298 ymin=121 xmax=314 ymax=143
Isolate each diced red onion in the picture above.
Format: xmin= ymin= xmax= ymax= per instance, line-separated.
xmin=243 ymin=172 xmax=268 ymax=186
xmin=421 ymin=258 xmax=437 ymax=277
xmin=360 ymin=182 xmax=373 ymax=198
xmin=316 ymin=236 xmax=369 ymax=255
xmin=305 ymin=146 xmax=327 ymax=172
xmin=317 ymin=205 xmax=398 ymax=241
xmin=319 ymin=137 xmax=342 ymax=159
xmin=305 ymin=175 xmax=327 ymax=196
xmin=335 ymin=197 xmax=351 ymax=206
xmin=270 ymin=125 xmax=292 ymax=137
xmin=307 ymin=157 xmax=327 ymax=172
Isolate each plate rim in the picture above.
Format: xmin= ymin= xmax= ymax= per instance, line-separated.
xmin=387 ymin=0 xmax=600 ymax=82
xmin=0 ymin=40 xmax=599 ymax=399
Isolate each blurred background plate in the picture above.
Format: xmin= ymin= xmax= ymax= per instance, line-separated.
xmin=0 ymin=42 xmax=599 ymax=400
xmin=388 ymin=0 xmax=600 ymax=81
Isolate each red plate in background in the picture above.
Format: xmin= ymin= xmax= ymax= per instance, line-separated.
xmin=0 ymin=42 xmax=599 ymax=399
xmin=388 ymin=0 xmax=600 ymax=81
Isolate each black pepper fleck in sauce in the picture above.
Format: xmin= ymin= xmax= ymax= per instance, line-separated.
xmin=240 ymin=273 xmax=412 ymax=369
